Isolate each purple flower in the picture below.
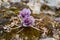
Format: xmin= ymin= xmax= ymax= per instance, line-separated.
xmin=19 ymin=8 xmax=31 ymax=18
xmin=22 ymin=16 xmax=35 ymax=26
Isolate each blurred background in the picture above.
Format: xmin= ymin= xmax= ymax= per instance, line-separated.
xmin=0 ymin=0 xmax=60 ymax=40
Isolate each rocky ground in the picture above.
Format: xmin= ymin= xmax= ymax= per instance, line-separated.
xmin=0 ymin=0 xmax=60 ymax=40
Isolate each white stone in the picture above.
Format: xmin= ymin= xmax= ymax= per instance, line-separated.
xmin=27 ymin=0 xmax=41 ymax=14
xmin=40 ymin=0 xmax=60 ymax=8
xmin=0 ymin=0 xmax=2 ymax=7
xmin=55 ymin=17 xmax=60 ymax=22
xmin=42 ymin=10 xmax=55 ymax=15
xmin=40 ymin=38 xmax=56 ymax=40
xmin=2 ymin=2 xmax=10 ymax=8
xmin=9 ymin=0 xmax=21 ymax=3
xmin=3 ymin=0 xmax=8 ymax=2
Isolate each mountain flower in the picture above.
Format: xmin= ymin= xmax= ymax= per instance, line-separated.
xmin=19 ymin=8 xmax=31 ymax=18
xmin=22 ymin=16 xmax=35 ymax=26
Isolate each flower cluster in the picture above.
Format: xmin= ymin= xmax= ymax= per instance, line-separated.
xmin=19 ymin=8 xmax=35 ymax=27
xmin=19 ymin=8 xmax=31 ymax=18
